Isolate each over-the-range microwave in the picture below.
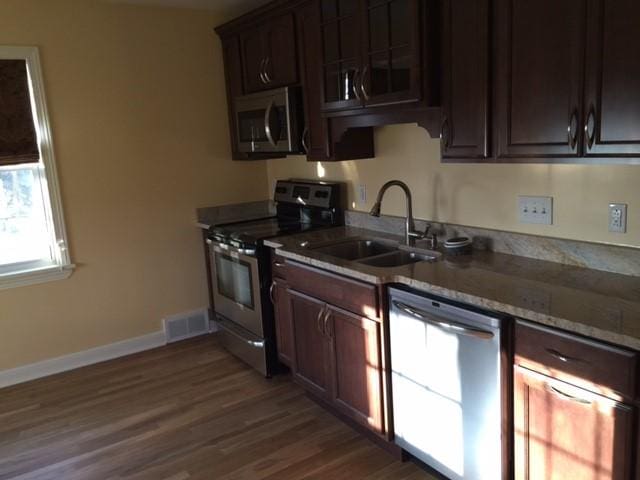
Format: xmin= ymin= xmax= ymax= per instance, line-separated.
xmin=234 ymin=87 xmax=303 ymax=154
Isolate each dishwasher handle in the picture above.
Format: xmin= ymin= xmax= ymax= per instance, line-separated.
xmin=393 ymin=300 xmax=495 ymax=340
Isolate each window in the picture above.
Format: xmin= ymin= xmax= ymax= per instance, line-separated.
xmin=0 ymin=46 xmax=72 ymax=289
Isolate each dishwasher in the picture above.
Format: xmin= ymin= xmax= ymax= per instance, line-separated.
xmin=389 ymin=287 xmax=506 ymax=480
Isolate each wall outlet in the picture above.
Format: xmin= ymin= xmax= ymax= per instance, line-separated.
xmin=357 ymin=184 xmax=367 ymax=205
xmin=518 ymin=196 xmax=553 ymax=225
xmin=609 ymin=203 xmax=627 ymax=233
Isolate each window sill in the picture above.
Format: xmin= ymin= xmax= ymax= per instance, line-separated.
xmin=0 ymin=264 xmax=75 ymax=291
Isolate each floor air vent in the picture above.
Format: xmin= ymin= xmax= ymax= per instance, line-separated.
xmin=163 ymin=309 xmax=210 ymax=343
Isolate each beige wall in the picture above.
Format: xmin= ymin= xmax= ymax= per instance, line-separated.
xmin=0 ymin=0 xmax=269 ymax=370
xmin=267 ymin=124 xmax=640 ymax=247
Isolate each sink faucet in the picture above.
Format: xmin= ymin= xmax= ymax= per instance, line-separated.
xmin=370 ymin=180 xmax=434 ymax=247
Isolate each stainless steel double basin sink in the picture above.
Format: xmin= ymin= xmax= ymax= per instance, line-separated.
xmin=307 ymin=238 xmax=441 ymax=268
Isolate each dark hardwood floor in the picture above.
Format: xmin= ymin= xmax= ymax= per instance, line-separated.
xmin=0 ymin=335 xmax=434 ymax=480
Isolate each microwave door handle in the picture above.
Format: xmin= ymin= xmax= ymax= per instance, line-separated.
xmin=264 ymin=100 xmax=278 ymax=148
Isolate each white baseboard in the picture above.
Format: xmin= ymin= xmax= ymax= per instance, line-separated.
xmin=0 ymin=331 xmax=166 ymax=389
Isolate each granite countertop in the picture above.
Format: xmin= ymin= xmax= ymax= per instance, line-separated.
xmin=196 ymin=200 xmax=276 ymax=229
xmin=265 ymin=226 xmax=640 ymax=351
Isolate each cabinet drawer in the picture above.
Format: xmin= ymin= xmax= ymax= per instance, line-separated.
xmin=271 ymin=253 xmax=288 ymax=279
xmin=515 ymin=320 xmax=638 ymax=399
xmin=286 ymin=262 xmax=378 ymax=319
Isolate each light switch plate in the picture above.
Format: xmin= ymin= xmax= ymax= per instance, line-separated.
xmin=518 ymin=196 xmax=553 ymax=225
xmin=609 ymin=203 xmax=627 ymax=233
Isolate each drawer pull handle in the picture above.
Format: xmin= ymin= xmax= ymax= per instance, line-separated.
xmin=274 ymin=262 xmax=286 ymax=268
xmin=547 ymin=384 xmax=592 ymax=405
xmin=546 ymin=348 xmax=588 ymax=365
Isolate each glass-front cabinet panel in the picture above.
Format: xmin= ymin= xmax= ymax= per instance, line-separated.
xmin=362 ymin=0 xmax=421 ymax=106
xmin=320 ymin=0 xmax=364 ymax=111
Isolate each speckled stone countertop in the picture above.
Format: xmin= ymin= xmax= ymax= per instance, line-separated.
xmin=265 ymin=226 xmax=640 ymax=351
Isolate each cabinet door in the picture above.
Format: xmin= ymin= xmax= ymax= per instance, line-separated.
xmin=495 ymin=0 xmax=586 ymax=159
xmin=319 ymin=0 xmax=364 ymax=111
xmin=327 ymin=305 xmax=384 ymax=434
xmin=240 ymin=28 xmax=267 ymax=94
xmin=515 ymin=367 xmax=635 ymax=480
xmin=441 ymin=0 xmax=490 ymax=160
xmin=272 ymin=278 xmax=294 ymax=367
xmin=221 ymin=36 xmax=248 ymax=160
xmin=361 ymin=0 xmax=421 ymax=107
xmin=583 ymin=0 xmax=640 ymax=157
xmin=263 ymin=13 xmax=298 ymax=88
xmin=290 ymin=290 xmax=331 ymax=399
xmin=297 ymin=0 xmax=332 ymax=160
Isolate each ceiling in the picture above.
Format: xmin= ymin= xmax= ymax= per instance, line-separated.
xmin=105 ymin=0 xmax=272 ymax=19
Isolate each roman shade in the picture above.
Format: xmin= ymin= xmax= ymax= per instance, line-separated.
xmin=0 ymin=59 xmax=39 ymax=166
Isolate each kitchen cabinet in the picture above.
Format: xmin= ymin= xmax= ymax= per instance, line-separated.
xmin=495 ymin=0 xmax=586 ymax=159
xmin=514 ymin=321 xmax=638 ymax=480
xmin=289 ymin=289 xmax=332 ymax=399
xmin=514 ymin=367 xmax=634 ymax=480
xmin=440 ymin=0 xmax=490 ymax=160
xmin=220 ymin=36 xmax=248 ymax=160
xmin=272 ymin=277 xmax=294 ymax=367
xmin=328 ymin=305 xmax=384 ymax=433
xmin=297 ymin=0 xmax=375 ymax=161
xmin=583 ymin=0 xmax=640 ymax=157
xmin=318 ymin=0 xmax=424 ymax=112
xmin=273 ymin=260 xmax=387 ymax=436
xmin=239 ymin=13 xmax=298 ymax=93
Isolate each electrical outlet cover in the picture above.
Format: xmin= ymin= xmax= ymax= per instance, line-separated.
xmin=609 ymin=203 xmax=627 ymax=233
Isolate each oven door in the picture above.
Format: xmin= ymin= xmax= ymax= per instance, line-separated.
xmin=209 ymin=242 xmax=264 ymax=337
xmin=235 ymin=88 xmax=297 ymax=153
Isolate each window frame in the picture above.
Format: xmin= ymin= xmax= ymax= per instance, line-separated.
xmin=0 ymin=46 xmax=73 ymax=290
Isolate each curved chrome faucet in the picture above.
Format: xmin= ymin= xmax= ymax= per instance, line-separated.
xmin=370 ymin=180 xmax=434 ymax=247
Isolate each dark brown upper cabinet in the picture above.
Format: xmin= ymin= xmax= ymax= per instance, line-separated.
xmin=297 ymin=0 xmax=375 ymax=161
xmin=495 ymin=0 xmax=587 ymax=160
xmin=583 ymin=0 xmax=640 ymax=157
xmin=318 ymin=0 xmax=425 ymax=112
xmin=440 ymin=0 xmax=491 ymax=160
xmin=240 ymin=13 xmax=298 ymax=93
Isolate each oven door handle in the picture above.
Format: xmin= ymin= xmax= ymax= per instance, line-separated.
xmin=210 ymin=240 xmax=256 ymax=257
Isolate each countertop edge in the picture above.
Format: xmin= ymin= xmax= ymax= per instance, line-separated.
xmin=271 ymin=245 xmax=640 ymax=352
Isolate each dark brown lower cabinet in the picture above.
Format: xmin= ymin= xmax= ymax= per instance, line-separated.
xmin=327 ymin=305 xmax=384 ymax=434
xmin=281 ymin=278 xmax=386 ymax=437
xmin=289 ymin=290 xmax=332 ymax=399
xmin=514 ymin=366 xmax=635 ymax=480
xmin=272 ymin=277 xmax=294 ymax=367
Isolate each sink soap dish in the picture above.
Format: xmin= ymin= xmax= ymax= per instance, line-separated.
xmin=444 ymin=237 xmax=472 ymax=256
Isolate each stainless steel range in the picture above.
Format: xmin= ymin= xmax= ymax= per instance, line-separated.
xmin=206 ymin=179 xmax=343 ymax=377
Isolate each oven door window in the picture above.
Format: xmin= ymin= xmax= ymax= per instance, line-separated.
xmin=215 ymin=253 xmax=254 ymax=310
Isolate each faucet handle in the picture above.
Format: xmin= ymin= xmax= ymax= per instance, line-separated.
xmin=409 ymin=224 xmax=438 ymax=249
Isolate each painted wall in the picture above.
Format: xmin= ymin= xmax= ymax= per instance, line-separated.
xmin=0 ymin=0 xmax=269 ymax=370
xmin=267 ymin=124 xmax=640 ymax=247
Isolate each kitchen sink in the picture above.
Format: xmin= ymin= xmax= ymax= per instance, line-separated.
xmin=312 ymin=239 xmax=396 ymax=261
xmin=358 ymin=250 xmax=438 ymax=268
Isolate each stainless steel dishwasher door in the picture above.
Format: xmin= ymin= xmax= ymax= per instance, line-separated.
xmin=389 ymin=287 xmax=503 ymax=480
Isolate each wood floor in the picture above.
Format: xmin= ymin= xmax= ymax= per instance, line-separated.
xmin=0 ymin=335 xmax=435 ymax=480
